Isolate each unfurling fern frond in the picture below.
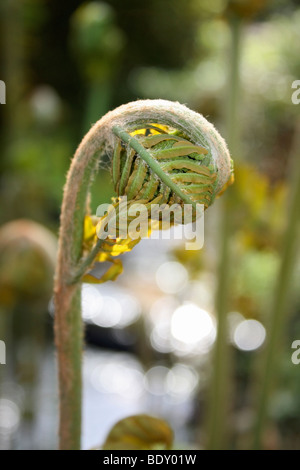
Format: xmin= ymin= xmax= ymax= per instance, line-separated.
xmin=54 ymin=99 xmax=234 ymax=449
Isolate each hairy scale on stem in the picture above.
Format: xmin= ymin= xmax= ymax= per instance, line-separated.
xmin=54 ymin=99 xmax=233 ymax=449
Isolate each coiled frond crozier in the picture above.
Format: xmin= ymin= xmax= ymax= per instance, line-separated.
xmin=112 ymin=124 xmax=219 ymax=210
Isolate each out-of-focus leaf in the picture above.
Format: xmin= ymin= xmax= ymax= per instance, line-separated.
xmin=235 ymin=164 xmax=269 ymax=217
xmin=82 ymin=258 xmax=123 ymax=284
xmin=102 ymin=414 xmax=174 ymax=450
xmin=232 ymin=163 xmax=287 ymax=250
xmin=83 ymin=215 xmax=98 ymax=246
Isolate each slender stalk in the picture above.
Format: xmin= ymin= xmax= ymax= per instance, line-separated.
xmin=54 ymin=284 xmax=82 ymax=449
xmin=253 ymin=123 xmax=300 ymax=449
xmin=54 ymin=144 xmax=101 ymax=449
xmin=206 ymin=16 xmax=242 ymax=449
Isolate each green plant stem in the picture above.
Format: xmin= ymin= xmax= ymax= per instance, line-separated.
xmin=206 ymin=15 xmax=242 ymax=450
xmin=55 ymin=236 xmax=103 ymax=448
xmin=54 ymin=285 xmax=82 ymax=449
xmin=54 ymin=147 xmax=101 ymax=450
xmin=253 ymin=123 xmax=300 ymax=449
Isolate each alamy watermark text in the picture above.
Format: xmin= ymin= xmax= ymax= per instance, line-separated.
xmin=0 ymin=80 xmax=6 ymax=105
xmin=0 ymin=340 xmax=6 ymax=364
xmin=96 ymin=196 xmax=205 ymax=250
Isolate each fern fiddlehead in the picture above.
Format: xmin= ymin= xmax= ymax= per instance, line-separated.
xmin=112 ymin=125 xmax=217 ymax=207
xmin=54 ymin=99 xmax=233 ymax=449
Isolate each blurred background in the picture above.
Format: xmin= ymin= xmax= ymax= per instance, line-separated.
xmin=0 ymin=0 xmax=300 ymax=450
